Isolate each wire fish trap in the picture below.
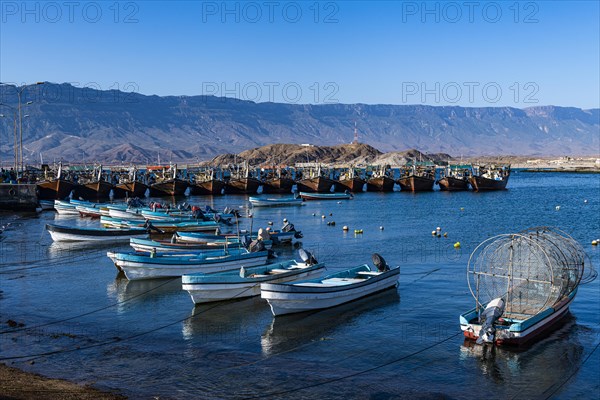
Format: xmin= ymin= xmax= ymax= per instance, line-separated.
xmin=468 ymin=227 xmax=591 ymax=320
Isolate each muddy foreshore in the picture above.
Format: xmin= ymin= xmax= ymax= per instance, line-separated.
xmin=0 ymin=363 xmax=126 ymax=400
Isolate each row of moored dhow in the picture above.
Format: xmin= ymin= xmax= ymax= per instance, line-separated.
xmin=36 ymin=162 xmax=511 ymax=200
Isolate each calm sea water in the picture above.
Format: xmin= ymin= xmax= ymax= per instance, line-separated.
xmin=1 ymin=172 xmax=599 ymax=399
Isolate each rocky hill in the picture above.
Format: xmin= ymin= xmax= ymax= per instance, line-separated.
xmin=0 ymin=83 xmax=598 ymax=164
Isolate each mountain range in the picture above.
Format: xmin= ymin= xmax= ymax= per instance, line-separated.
xmin=0 ymin=82 xmax=598 ymax=164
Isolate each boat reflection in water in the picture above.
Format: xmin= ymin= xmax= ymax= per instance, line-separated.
xmin=459 ymin=317 xmax=583 ymax=397
xmin=261 ymin=287 xmax=399 ymax=356
xmin=181 ymin=296 xmax=271 ymax=342
xmin=106 ymin=274 xmax=183 ymax=313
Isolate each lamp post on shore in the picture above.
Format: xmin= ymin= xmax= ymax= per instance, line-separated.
xmin=0 ymin=81 xmax=45 ymax=177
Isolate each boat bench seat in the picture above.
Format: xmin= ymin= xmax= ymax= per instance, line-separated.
xmin=321 ymin=278 xmax=364 ymax=285
xmin=270 ymin=269 xmax=292 ymax=273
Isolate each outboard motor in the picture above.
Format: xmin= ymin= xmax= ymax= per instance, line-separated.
xmin=144 ymin=219 xmax=164 ymax=234
xmin=372 ymin=253 xmax=390 ymax=272
xmin=294 ymin=230 xmax=303 ymax=239
xmin=282 ymin=222 xmax=295 ymax=233
xmin=477 ymin=298 xmax=505 ymax=345
xmin=299 ymin=249 xmax=318 ymax=265
xmin=247 ymin=239 xmax=265 ymax=253
xmin=241 ymin=235 xmax=252 ymax=249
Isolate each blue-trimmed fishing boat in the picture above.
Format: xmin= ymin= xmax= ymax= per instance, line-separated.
xmin=129 ymin=237 xmax=249 ymax=252
xmin=459 ymin=227 xmax=592 ymax=346
xmin=299 ymin=191 xmax=353 ymax=201
xmin=249 ymin=196 xmax=304 ymax=207
xmin=46 ymin=223 xmax=147 ymax=243
xmin=100 ymin=216 xmax=219 ymax=232
xmin=175 ymin=228 xmax=301 ymax=244
xmin=182 ymin=250 xmax=325 ymax=304
xmin=106 ymin=248 xmax=270 ymax=280
xmin=261 ymin=254 xmax=399 ymax=316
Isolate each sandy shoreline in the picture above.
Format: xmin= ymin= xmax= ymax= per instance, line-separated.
xmin=0 ymin=363 xmax=125 ymax=400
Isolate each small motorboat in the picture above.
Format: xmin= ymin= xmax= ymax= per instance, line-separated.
xmin=46 ymin=223 xmax=148 ymax=243
xmin=107 ymin=246 xmax=271 ymax=280
xmin=298 ymin=191 xmax=353 ymax=201
xmin=459 ymin=227 xmax=593 ymax=346
xmin=261 ymin=253 xmax=399 ymax=316
xmin=249 ymin=196 xmax=303 ymax=207
xmin=182 ymin=249 xmax=325 ymax=304
xmin=129 ymin=237 xmax=250 ymax=252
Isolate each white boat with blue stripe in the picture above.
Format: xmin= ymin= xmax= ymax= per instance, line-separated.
xmin=261 ymin=253 xmax=399 ymax=316
xmin=182 ymin=250 xmax=325 ymax=304
xmin=107 ymin=248 xmax=270 ymax=280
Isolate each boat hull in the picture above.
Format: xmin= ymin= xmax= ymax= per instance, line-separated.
xmin=225 ymin=178 xmax=262 ymax=194
xmin=83 ymin=180 xmax=115 ymax=198
xmin=182 ymin=263 xmax=326 ymax=304
xmin=263 ymin=178 xmax=296 ymax=194
xmin=249 ymin=197 xmax=303 ymax=207
xmin=261 ymin=268 xmax=399 ymax=316
xmin=112 ymin=252 xmax=270 ymax=280
xmin=191 ymin=179 xmax=225 ymax=195
xmin=469 ymin=176 xmax=509 ymax=191
xmin=336 ymin=178 xmax=366 ymax=193
xmin=366 ymin=176 xmax=395 ymax=192
xmin=299 ymin=192 xmax=352 ymax=201
xmin=397 ymin=175 xmax=435 ymax=192
xmin=37 ymin=179 xmax=76 ymax=200
xmin=460 ymin=293 xmax=575 ymax=346
xmin=296 ymin=177 xmax=336 ymax=193
xmin=116 ymin=181 xmax=149 ymax=197
xmin=438 ymin=176 xmax=470 ymax=191
xmin=151 ymin=179 xmax=189 ymax=196
xmin=46 ymin=224 xmax=147 ymax=243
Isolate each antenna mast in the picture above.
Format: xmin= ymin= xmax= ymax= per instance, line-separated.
xmin=352 ymin=121 xmax=359 ymax=144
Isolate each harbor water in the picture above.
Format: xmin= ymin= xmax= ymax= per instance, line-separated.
xmin=1 ymin=171 xmax=599 ymax=399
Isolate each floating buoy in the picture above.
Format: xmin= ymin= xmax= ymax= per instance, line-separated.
xmin=436 ymin=227 xmax=441 ymax=231
xmin=437 ymin=234 xmax=441 ymax=238
xmin=329 ymin=213 xmax=333 ymax=216
xmin=592 ymin=240 xmax=598 ymax=246
xmin=431 ymin=230 xmax=436 ymax=235
xmin=460 ymin=207 xmax=464 ymax=211
xmin=343 ymin=225 xmax=349 ymax=231
xmin=268 ymin=221 xmax=273 ymax=226
xmin=312 ymin=213 xmax=316 ymax=216
xmin=584 ymin=199 xmax=588 ymax=203
xmin=321 ymin=215 xmax=326 ymax=219
xmin=555 ymin=206 xmax=560 ymax=211
xmin=379 ymin=226 xmax=384 ymax=230
xmin=354 ymin=229 xmax=363 ymax=234
xmin=443 ymin=233 xmax=448 ymax=237
xmin=331 ymin=221 xmax=336 ymax=226
xmin=337 ymin=201 xmax=342 ymax=204
xmin=454 ymin=242 xmax=461 ymax=248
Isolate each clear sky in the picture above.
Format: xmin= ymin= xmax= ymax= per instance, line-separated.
xmin=1 ymin=1 xmax=599 ymax=108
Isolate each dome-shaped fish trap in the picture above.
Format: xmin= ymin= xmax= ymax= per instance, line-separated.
xmin=467 ymin=227 xmax=587 ymax=319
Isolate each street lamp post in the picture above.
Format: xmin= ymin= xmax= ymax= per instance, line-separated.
xmin=0 ymin=81 xmax=45 ymax=177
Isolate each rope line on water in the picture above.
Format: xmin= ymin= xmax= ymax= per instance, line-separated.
xmin=0 ymin=285 xmax=257 ymax=361
xmin=0 ymin=277 xmax=179 ymax=334
xmin=241 ymin=332 xmax=462 ymax=399
xmin=542 ymin=333 xmax=600 ymax=400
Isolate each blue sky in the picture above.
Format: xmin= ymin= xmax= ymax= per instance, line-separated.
xmin=1 ymin=1 xmax=598 ymax=108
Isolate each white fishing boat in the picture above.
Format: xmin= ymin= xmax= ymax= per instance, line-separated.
xmin=182 ymin=250 xmax=325 ymax=304
xmin=46 ymin=223 xmax=148 ymax=243
xmin=460 ymin=227 xmax=594 ymax=346
xmin=107 ymin=248 xmax=270 ymax=280
xmin=129 ymin=237 xmax=246 ymax=252
xmin=261 ymin=253 xmax=399 ymax=316
xmin=249 ymin=196 xmax=304 ymax=207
